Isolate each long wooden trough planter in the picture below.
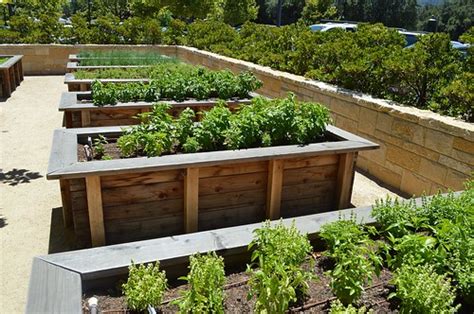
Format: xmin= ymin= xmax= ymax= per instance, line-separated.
xmin=59 ymin=91 xmax=255 ymax=128
xmin=47 ymin=125 xmax=378 ymax=248
xmin=65 ymin=73 xmax=149 ymax=91
xmin=29 ymin=193 xmax=456 ymax=313
xmin=26 ymin=204 xmax=376 ymax=313
xmin=66 ymin=61 xmax=153 ymax=73
xmin=0 ymin=55 xmax=24 ymax=98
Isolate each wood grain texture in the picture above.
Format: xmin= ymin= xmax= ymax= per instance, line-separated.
xmin=85 ymin=176 xmax=105 ymax=246
xmin=59 ymin=179 xmax=73 ymax=228
xmin=266 ymin=159 xmax=283 ymax=220
xmin=184 ymin=168 xmax=199 ymax=233
xmin=336 ymin=152 xmax=356 ymax=209
xmin=26 ymin=258 xmax=82 ymax=314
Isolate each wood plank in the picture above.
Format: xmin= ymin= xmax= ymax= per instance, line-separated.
xmin=281 ymin=197 xmax=334 ymax=218
xmin=85 ymin=176 xmax=105 ymax=246
xmin=199 ymin=161 xmax=266 ymax=178
xmin=199 ymin=172 xmax=267 ymax=196
xmin=282 ymin=180 xmax=336 ymax=201
xmin=90 ymin=108 xmax=142 ymax=121
xmin=283 ymin=154 xmax=339 ymax=169
xmin=199 ymin=203 xmax=264 ymax=231
xmin=199 ymin=189 xmax=265 ymax=210
xmin=59 ymin=179 xmax=73 ymax=228
xmin=81 ymin=110 xmax=91 ymax=127
xmin=283 ymin=164 xmax=338 ymax=186
xmin=266 ymin=159 xmax=283 ymax=220
xmin=92 ymin=118 xmax=139 ymax=127
xmin=335 ymin=152 xmax=356 ymax=209
xmin=101 ymin=170 xmax=183 ymax=188
xmin=102 ymin=181 xmax=183 ymax=206
xmin=184 ymin=168 xmax=199 ymax=233
xmin=104 ymin=198 xmax=183 ymax=221
xmin=26 ymin=258 xmax=82 ymax=314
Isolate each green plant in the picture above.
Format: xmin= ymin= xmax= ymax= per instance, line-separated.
xmin=372 ymin=198 xmax=419 ymax=237
xmin=174 ymin=252 xmax=226 ymax=313
xmin=92 ymin=135 xmax=108 ymax=158
xmin=329 ymin=299 xmax=372 ymax=314
xmin=122 ymin=261 xmax=168 ymax=311
xmin=389 ymin=263 xmax=460 ymax=313
xmin=320 ymin=216 xmax=382 ymax=305
xmin=77 ymin=50 xmax=178 ymax=66
xmin=247 ymin=221 xmax=314 ymax=313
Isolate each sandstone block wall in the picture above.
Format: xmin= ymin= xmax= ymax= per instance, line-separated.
xmin=1 ymin=44 xmax=472 ymax=196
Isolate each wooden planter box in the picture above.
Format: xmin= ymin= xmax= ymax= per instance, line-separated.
xmin=0 ymin=55 xmax=24 ymax=98
xmin=47 ymin=125 xmax=378 ymax=248
xmin=59 ymin=92 xmax=255 ymax=128
xmin=65 ymin=73 xmax=149 ymax=91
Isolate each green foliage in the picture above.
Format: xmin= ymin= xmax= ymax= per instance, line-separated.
xmin=88 ymin=65 xmax=262 ymax=106
xmin=186 ymin=20 xmax=238 ymax=51
xmin=301 ymin=0 xmax=338 ymax=24
xmin=247 ymin=221 xmax=313 ymax=313
xmin=122 ymin=261 xmax=168 ymax=311
xmin=387 ymin=233 xmax=443 ymax=269
xmin=174 ymin=252 xmax=225 ymax=313
xmin=77 ymin=50 xmax=177 ymax=66
xmin=320 ymin=216 xmax=382 ymax=305
xmin=92 ymin=134 xmax=108 ymax=158
xmin=389 ymin=263 xmax=460 ymax=313
xmin=372 ymin=198 xmax=419 ymax=237
xmin=329 ymin=299 xmax=372 ymax=314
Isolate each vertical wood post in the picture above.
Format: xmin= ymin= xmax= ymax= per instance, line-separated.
xmin=81 ymin=110 xmax=91 ymax=127
xmin=184 ymin=168 xmax=199 ymax=233
xmin=335 ymin=152 xmax=356 ymax=209
xmin=80 ymin=83 xmax=88 ymax=91
xmin=85 ymin=176 xmax=106 ymax=247
xmin=266 ymin=159 xmax=284 ymax=220
xmin=1 ymin=69 xmax=11 ymax=97
xmin=59 ymin=179 xmax=73 ymax=228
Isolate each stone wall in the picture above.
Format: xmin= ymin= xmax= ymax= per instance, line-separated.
xmin=1 ymin=44 xmax=472 ymax=195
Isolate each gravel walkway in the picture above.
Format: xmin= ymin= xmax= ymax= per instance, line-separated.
xmin=0 ymin=76 xmax=402 ymax=313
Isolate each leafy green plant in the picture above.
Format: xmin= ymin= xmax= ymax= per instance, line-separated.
xmin=77 ymin=50 xmax=177 ymax=66
xmin=174 ymin=252 xmax=226 ymax=313
xmin=372 ymin=198 xmax=420 ymax=237
xmin=320 ymin=216 xmax=382 ymax=305
xmin=115 ymin=94 xmax=330 ymax=158
xmin=122 ymin=261 xmax=168 ymax=311
xmin=92 ymin=134 xmax=108 ymax=158
xmin=329 ymin=299 xmax=372 ymax=314
xmin=389 ymin=263 xmax=460 ymax=313
xmin=247 ymin=221 xmax=314 ymax=313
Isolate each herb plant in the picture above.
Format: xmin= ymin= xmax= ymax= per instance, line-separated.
xmin=320 ymin=216 xmax=382 ymax=305
xmin=329 ymin=299 xmax=372 ymax=314
xmin=389 ymin=263 xmax=460 ymax=313
xmin=114 ymin=94 xmax=331 ymax=158
xmin=122 ymin=261 xmax=168 ymax=311
xmin=247 ymin=221 xmax=314 ymax=313
xmin=174 ymin=252 xmax=226 ymax=313
xmin=77 ymin=50 xmax=177 ymax=66
xmin=92 ymin=134 xmax=108 ymax=159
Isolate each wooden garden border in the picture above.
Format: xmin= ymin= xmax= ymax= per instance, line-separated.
xmin=59 ymin=91 xmax=256 ymax=128
xmin=0 ymin=55 xmax=24 ymax=98
xmin=66 ymin=54 xmax=175 ymax=72
xmin=64 ymin=72 xmax=150 ymax=91
xmin=47 ymin=125 xmax=378 ymax=247
xmin=27 ymin=193 xmax=459 ymax=313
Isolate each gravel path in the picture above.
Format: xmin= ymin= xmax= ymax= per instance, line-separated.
xmin=0 ymin=76 xmax=402 ymax=313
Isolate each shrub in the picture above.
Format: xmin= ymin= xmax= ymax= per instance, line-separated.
xmin=390 ymin=263 xmax=460 ymax=313
xmin=122 ymin=261 xmax=168 ymax=311
xmin=247 ymin=221 xmax=313 ymax=313
xmin=174 ymin=252 xmax=226 ymax=313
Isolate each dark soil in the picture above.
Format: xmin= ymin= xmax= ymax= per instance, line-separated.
xmin=82 ymin=254 xmax=397 ymax=313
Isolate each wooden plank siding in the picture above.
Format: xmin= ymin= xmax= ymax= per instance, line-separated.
xmin=62 ymin=154 xmax=351 ymax=247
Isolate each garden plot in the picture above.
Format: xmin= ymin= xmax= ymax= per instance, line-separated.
xmin=0 ymin=55 xmax=24 ymax=98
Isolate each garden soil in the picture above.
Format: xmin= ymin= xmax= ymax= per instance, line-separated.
xmin=0 ymin=76 xmax=401 ymax=313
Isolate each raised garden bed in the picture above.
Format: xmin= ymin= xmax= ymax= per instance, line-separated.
xmin=66 ymin=51 xmax=176 ymax=72
xmin=59 ymin=91 xmax=256 ymax=128
xmin=0 ymin=55 xmax=23 ymax=98
xmin=47 ymin=124 xmax=378 ymax=248
xmin=26 ymin=189 xmax=471 ymax=313
xmin=65 ymin=73 xmax=149 ymax=91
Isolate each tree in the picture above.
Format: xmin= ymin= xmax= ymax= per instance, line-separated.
xmin=222 ymin=0 xmax=258 ymax=26
xmin=257 ymin=0 xmax=306 ymax=25
xmin=301 ymin=0 xmax=338 ymax=24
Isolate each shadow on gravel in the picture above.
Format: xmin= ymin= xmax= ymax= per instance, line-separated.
xmin=0 ymin=168 xmax=43 ymax=186
xmin=0 ymin=215 xmax=7 ymax=228
xmin=48 ymin=207 xmax=76 ymax=254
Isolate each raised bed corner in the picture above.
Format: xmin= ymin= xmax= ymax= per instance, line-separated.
xmin=47 ymin=125 xmax=378 ymax=248
xmin=0 ymin=55 xmax=24 ymax=98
